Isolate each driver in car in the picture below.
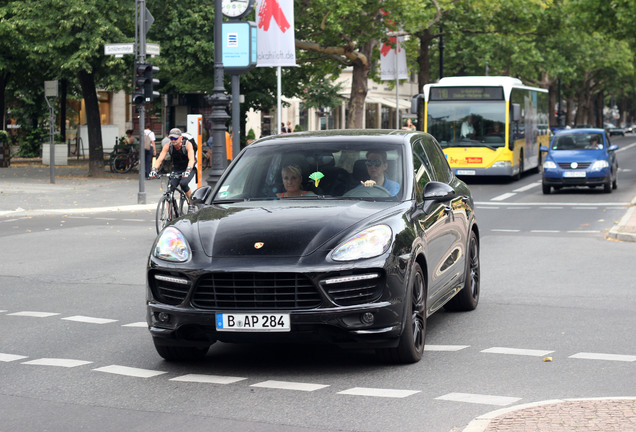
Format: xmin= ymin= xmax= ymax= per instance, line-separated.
xmin=361 ymin=151 xmax=400 ymax=196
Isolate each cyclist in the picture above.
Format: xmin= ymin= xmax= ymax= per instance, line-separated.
xmin=149 ymin=128 xmax=196 ymax=210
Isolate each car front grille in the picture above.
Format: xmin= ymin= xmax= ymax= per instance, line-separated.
xmin=321 ymin=272 xmax=383 ymax=306
xmin=192 ymin=273 xmax=322 ymax=310
xmin=151 ymin=272 xmax=191 ymax=305
xmin=558 ymin=162 xmax=591 ymax=169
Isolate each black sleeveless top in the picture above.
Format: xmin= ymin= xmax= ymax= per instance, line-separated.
xmin=170 ymin=144 xmax=189 ymax=171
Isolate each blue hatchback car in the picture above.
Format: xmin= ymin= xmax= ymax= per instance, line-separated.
xmin=541 ymin=129 xmax=618 ymax=194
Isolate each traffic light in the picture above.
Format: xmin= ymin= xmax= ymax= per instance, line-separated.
xmin=133 ymin=62 xmax=160 ymax=104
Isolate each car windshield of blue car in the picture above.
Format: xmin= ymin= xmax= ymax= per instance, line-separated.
xmin=552 ymin=133 xmax=604 ymax=151
xmin=213 ymin=141 xmax=404 ymax=202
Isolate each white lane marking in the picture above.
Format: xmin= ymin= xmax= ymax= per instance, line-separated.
xmin=0 ymin=310 xmax=6 ymax=313
xmin=569 ymin=352 xmax=636 ymax=362
xmin=8 ymin=311 xmax=60 ymax=318
xmin=567 ymin=230 xmax=600 ymax=234
xmin=67 ymin=216 xmax=90 ymax=219
xmin=573 ymin=207 xmax=598 ymax=210
xmin=616 ymin=142 xmax=636 ymax=152
xmin=491 ymin=193 xmax=516 ymax=201
xmin=22 ymin=358 xmax=92 ymax=368
xmin=122 ymin=218 xmax=145 ymax=222
xmin=491 ymin=229 xmax=520 ymax=233
xmin=476 ymin=201 xmax=628 ymax=206
xmin=62 ymin=316 xmax=118 ymax=324
xmin=122 ymin=322 xmax=147 ymax=328
xmin=475 ymin=206 xmax=500 ymax=210
xmin=425 ymin=345 xmax=470 ymax=351
xmin=513 ymin=182 xmax=541 ymax=192
xmin=95 ymin=217 xmax=117 ymax=221
xmin=436 ymin=392 xmax=521 ymax=406
xmin=530 ymin=230 xmax=560 ymax=233
xmin=171 ymin=374 xmax=247 ymax=384
xmin=481 ymin=347 xmax=554 ymax=357
xmin=0 ymin=353 xmax=28 ymax=362
xmin=338 ymin=387 xmax=420 ymax=398
xmin=508 ymin=207 xmax=531 ymax=210
xmin=540 ymin=206 xmax=563 ymax=209
xmin=250 ymin=380 xmax=329 ymax=392
xmin=93 ymin=365 xmax=167 ymax=378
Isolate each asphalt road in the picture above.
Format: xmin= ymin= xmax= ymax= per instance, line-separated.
xmin=1 ymin=136 xmax=635 ymax=432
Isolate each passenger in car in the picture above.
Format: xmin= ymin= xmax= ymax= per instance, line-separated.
xmin=361 ymin=151 xmax=400 ymax=196
xmin=277 ymin=164 xmax=315 ymax=198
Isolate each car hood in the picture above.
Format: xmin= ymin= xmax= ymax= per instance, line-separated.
xmin=548 ymin=149 xmax=607 ymax=163
xmin=194 ymin=201 xmax=399 ymax=258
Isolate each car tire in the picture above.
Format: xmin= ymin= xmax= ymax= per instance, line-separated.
xmin=603 ymin=178 xmax=612 ymax=193
xmin=153 ymin=338 xmax=210 ymax=361
xmin=612 ymin=174 xmax=617 ymax=190
xmin=377 ymin=263 xmax=426 ymax=364
xmin=542 ymin=184 xmax=551 ymax=194
xmin=445 ymin=230 xmax=480 ymax=312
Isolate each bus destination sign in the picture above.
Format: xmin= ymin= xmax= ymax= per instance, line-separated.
xmin=430 ymin=87 xmax=504 ymax=101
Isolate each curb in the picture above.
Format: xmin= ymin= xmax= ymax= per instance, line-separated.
xmin=607 ymin=196 xmax=636 ymax=242
xmin=461 ymin=397 xmax=636 ymax=432
xmin=0 ymin=204 xmax=156 ymax=218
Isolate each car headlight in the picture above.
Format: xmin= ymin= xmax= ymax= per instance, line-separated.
xmin=590 ymin=160 xmax=609 ymax=171
xmin=154 ymin=227 xmax=191 ymax=262
xmin=331 ymin=225 xmax=392 ymax=262
xmin=543 ymin=161 xmax=557 ymax=169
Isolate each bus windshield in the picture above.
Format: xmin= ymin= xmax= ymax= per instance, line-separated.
xmin=427 ymin=101 xmax=506 ymax=148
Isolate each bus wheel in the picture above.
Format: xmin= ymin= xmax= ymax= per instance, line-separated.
xmin=515 ymin=151 xmax=524 ymax=180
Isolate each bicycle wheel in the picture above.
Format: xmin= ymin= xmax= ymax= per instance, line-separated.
xmin=155 ymin=196 xmax=172 ymax=233
xmin=112 ymin=154 xmax=133 ymax=173
xmin=174 ymin=190 xmax=188 ymax=218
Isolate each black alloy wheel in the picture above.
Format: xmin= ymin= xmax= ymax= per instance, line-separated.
xmin=445 ymin=230 xmax=480 ymax=311
xmin=377 ymin=263 xmax=426 ymax=364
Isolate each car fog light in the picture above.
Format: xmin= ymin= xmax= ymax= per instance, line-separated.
xmin=157 ymin=312 xmax=171 ymax=323
xmin=361 ymin=312 xmax=375 ymax=324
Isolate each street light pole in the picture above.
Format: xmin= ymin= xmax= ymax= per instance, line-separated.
xmin=206 ymin=0 xmax=230 ymax=188
xmin=137 ymin=0 xmax=147 ymax=204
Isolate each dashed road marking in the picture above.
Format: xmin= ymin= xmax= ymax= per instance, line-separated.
xmin=93 ymin=365 xmax=167 ymax=378
xmin=569 ymin=352 xmax=636 ymax=362
xmin=171 ymin=374 xmax=247 ymax=384
xmin=513 ymin=182 xmax=541 ymax=193
xmin=491 ymin=229 xmax=520 ymax=233
xmin=0 ymin=353 xmax=28 ymax=362
xmin=250 ymin=380 xmax=329 ymax=392
xmin=436 ymin=392 xmax=522 ymax=406
xmin=425 ymin=345 xmax=470 ymax=351
xmin=530 ymin=230 xmax=560 ymax=233
xmin=491 ymin=193 xmax=516 ymax=201
xmin=481 ymin=347 xmax=554 ymax=357
xmin=22 ymin=358 xmax=92 ymax=368
xmin=338 ymin=387 xmax=420 ymax=398
xmin=122 ymin=322 xmax=147 ymax=328
xmin=62 ymin=316 xmax=118 ymax=324
xmin=8 ymin=311 xmax=60 ymax=318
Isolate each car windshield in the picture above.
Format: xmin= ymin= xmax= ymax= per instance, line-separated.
xmin=213 ymin=141 xmax=404 ymax=202
xmin=426 ymin=101 xmax=507 ymax=148
xmin=552 ymin=133 xmax=604 ymax=150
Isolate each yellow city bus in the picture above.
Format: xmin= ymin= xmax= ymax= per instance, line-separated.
xmin=412 ymin=76 xmax=549 ymax=179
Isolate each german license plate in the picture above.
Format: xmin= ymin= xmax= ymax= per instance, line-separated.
xmin=457 ymin=169 xmax=476 ymax=175
xmin=216 ymin=313 xmax=290 ymax=332
xmin=564 ymin=171 xmax=586 ymax=178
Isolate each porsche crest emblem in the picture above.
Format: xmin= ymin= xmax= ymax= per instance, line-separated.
xmin=254 ymin=242 xmax=264 ymax=249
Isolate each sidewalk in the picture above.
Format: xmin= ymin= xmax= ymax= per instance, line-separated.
xmin=462 ymin=397 xmax=636 ymax=432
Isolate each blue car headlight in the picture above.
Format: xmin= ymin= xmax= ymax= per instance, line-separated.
xmin=153 ymin=227 xmax=191 ymax=262
xmin=543 ymin=161 xmax=557 ymax=170
xmin=590 ymin=160 xmax=609 ymax=171
xmin=331 ymin=225 xmax=392 ymax=262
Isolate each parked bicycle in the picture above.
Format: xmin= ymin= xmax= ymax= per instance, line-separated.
xmin=155 ymin=172 xmax=190 ymax=233
xmin=111 ymin=148 xmax=139 ymax=173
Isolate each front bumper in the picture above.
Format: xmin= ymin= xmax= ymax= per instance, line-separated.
xmin=542 ymin=171 xmax=610 ymax=187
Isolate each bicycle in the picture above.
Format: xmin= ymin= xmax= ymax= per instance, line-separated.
xmin=155 ymin=172 xmax=189 ymax=233
xmin=111 ymin=148 xmax=139 ymax=173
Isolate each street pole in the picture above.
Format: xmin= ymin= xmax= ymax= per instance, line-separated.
xmin=206 ymin=0 xmax=231 ymax=188
xmin=137 ymin=0 xmax=147 ymax=204
xmin=232 ymin=74 xmax=240 ymax=158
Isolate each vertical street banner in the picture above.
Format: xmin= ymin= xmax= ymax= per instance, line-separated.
xmin=380 ymin=36 xmax=408 ymax=80
xmin=256 ymin=0 xmax=296 ymax=67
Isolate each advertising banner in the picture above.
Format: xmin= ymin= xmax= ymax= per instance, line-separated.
xmin=256 ymin=0 xmax=296 ymax=67
xmin=380 ymin=36 xmax=408 ymax=80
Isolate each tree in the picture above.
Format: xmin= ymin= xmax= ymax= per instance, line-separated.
xmin=7 ymin=0 xmax=131 ymax=176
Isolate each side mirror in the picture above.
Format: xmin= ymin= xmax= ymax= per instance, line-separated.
xmin=411 ymin=94 xmax=424 ymax=114
xmin=191 ymin=186 xmax=212 ymax=205
xmin=540 ymin=146 xmax=548 ymax=152
xmin=512 ymin=104 xmax=521 ymax=122
xmin=608 ymin=144 xmax=619 ymax=151
xmin=422 ymin=181 xmax=457 ymax=202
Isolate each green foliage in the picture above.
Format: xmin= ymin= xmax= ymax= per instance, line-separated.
xmin=246 ymin=128 xmax=256 ymax=140
xmin=18 ymin=127 xmax=46 ymax=157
